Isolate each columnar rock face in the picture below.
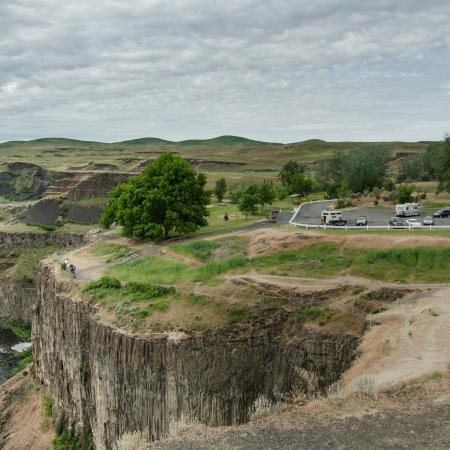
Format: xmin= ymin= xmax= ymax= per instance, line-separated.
xmin=0 ymin=278 xmax=36 ymax=323
xmin=33 ymin=263 xmax=360 ymax=449
xmin=0 ymin=232 xmax=86 ymax=249
xmin=66 ymin=172 xmax=130 ymax=201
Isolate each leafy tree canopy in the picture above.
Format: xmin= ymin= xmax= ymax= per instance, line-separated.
xmin=436 ymin=136 xmax=450 ymax=193
xmin=100 ymin=153 xmax=210 ymax=239
xmin=259 ymin=180 xmax=276 ymax=210
xmin=239 ymin=193 xmax=259 ymax=218
xmin=319 ymin=147 xmax=390 ymax=193
xmin=214 ymin=177 xmax=227 ymax=202
xmin=280 ymin=160 xmax=305 ymax=188
xmin=397 ymin=184 xmax=414 ymax=203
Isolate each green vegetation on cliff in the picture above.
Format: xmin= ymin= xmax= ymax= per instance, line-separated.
xmin=0 ymin=246 xmax=58 ymax=283
xmin=107 ymin=241 xmax=450 ymax=285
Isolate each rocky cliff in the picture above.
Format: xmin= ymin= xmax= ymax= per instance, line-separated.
xmin=0 ymin=278 xmax=36 ymax=323
xmin=33 ymin=263 xmax=360 ymax=449
xmin=0 ymin=231 xmax=86 ymax=249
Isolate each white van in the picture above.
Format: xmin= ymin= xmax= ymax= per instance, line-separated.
xmin=395 ymin=203 xmax=421 ymax=217
xmin=321 ymin=210 xmax=343 ymax=224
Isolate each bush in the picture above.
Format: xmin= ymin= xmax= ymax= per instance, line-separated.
xmin=226 ymin=304 xmax=252 ymax=325
xmin=85 ymin=276 xmax=121 ymax=291
xmin=295 ymin=307 xmax=336 ymax=326
xmin=134 ymin=299 xmax=169 ymax=318
xmin=188 ymin=294 xmax=210 ymax=305
xmin=397 ymin=184 xmax=414 ymax=203
xmin=53 ymin=427 xmax=93 ymax=450
xmin=115 ymin=431 xmax=150 ymax=450
xmin=121 ymin=282 xmax=174 ymax=302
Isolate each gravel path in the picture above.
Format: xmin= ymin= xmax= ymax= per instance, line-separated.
xmin=150 ymin=402 xmax=450 ymax=450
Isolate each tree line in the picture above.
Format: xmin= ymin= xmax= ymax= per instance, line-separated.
xmin=100 ymin=137 xmax=449 ymax=239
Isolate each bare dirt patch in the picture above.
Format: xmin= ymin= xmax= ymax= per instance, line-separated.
xmin=342 ymin=285 xmax=450 ymax=389
xmin=0 ymin=372 xmax=54 ymax=450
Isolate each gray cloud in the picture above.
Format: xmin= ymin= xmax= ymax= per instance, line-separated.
xmin=0 ymin=0 xmax=449 ymax=142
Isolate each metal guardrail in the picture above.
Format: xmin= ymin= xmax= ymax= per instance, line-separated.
xmin=289 ymin=199 xmax=450 ymax=231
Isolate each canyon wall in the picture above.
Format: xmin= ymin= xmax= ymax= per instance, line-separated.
xmin=33 ymin=263 xmax=359 ymax=449
xmin=0 ymin=231 xmax=86 ymax=249
xmin=0 ymin=278 xmax=36 ymax=323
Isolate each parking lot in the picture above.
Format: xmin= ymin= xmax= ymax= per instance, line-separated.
xmin=293 ymin=200 xmax=450 ymax=227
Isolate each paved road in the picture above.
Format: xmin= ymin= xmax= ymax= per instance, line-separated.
xmin=293 ymin=201 xmax=450 ymax=227
xmin=150 ymin=402 xmax=450 ymax=450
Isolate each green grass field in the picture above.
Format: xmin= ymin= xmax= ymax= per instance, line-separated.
xmin=107 ymin=241 xmax=450 ymax=286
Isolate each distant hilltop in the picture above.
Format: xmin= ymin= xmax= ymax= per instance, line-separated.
xmin=0 ymin=135 xmax=283 ymax=148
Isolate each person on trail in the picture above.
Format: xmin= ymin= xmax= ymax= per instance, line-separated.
xmin=224 ymin=212 xmax=229 ymax=222
xmin=69 ymin=264 xmax=76 ymax=278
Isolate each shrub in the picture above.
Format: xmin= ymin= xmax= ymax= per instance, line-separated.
xmin=115 ymin=431 xmax=150 ymax=450
xmin=42 ymin=396 xmax=53 ymax=418
xmin=226 ymin=304 xmax=252 ymax=325
xmin=53 ymin=427 xmax=93 ymax=450
xmin=121 ymin=282 xmax=174 ymax=300
xmin=188 ymin=294 xmax=210 ymax=305
xmin=84 ymin=276 xmax=121 ymax=291
xmin=295 ymin=307 xmax=336 ymax=326
xmin=134 ymin=299 xmax=169 ymax=318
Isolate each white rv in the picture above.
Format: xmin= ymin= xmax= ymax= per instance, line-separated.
xmin=321 ymin=210 xmax=343 ymax=224
xmin=395 ymin=203 xmax=421 ymax=217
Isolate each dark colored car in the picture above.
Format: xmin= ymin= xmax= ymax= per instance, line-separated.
xmin=328 ymin=218 xmax=347 ymax=226
xmin=356 ymin=216 xmax=368 ymax=226
xmin=389 ymin=217 xmax=406 ymax=227
xmin=432 ymin=208 xmax=450 ymax=218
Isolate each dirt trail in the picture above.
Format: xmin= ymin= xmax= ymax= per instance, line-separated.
xmin=0 ymin=374 xmax=54 ymax=450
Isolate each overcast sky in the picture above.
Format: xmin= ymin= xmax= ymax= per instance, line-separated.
xmin=0 ymin=0 xmax=449 ymax=143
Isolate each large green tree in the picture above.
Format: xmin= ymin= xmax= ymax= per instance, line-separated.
xmin=258 ymin=180 xmax=276 ymax=211
xmin=100 ymin=153 xmax=210 ymax=239
xmin=214 ymin=177 xmax=227 ymax=202
xmin=320 ymin=147 xmax=389 ymax=193
xmin=436 ymin=136 xmax=450 ymax=193
xmin=279 ymin=161 xmax=305 ymax=188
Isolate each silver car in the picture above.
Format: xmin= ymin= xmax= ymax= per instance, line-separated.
xmin=423 ymin=216 xmax=434 ymax=226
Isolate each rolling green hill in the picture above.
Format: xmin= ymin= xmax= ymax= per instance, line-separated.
xmin=0 ymin=135 xmax=431 ymax=172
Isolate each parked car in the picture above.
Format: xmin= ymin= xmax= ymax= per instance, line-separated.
xmin=432 ymin=208 xmax=450 ymax=218
xmin=406 ymin=218 xmax=422 ymax=228
xmin=389 ymin=217 xmax=406 ymax=227
xmin=356 ymin=216 xmax=368 ymax=226
xmin=423 ymin=216 xmax=434 ymax=226
xmin=328 ymin=218 xmax=347 ymax=226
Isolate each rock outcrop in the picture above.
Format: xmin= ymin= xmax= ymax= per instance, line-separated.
xmin=33 ymin=263 xmax=359 ymax=449
xmin=0 ymin=232 xmax=86 ymax=249
xmin=0 ymin=278 xmax=36 ymax=323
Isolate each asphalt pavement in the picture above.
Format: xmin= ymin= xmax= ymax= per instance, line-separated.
xmin=293 ymin=201 xmax=449 ymax=227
